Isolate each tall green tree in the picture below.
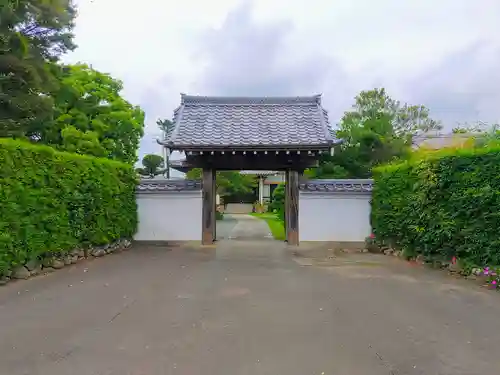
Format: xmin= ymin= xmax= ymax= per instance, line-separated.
xmin=307 ymin=88 xmax=440 ymax=179
xmin=0 ymin=0 xmax=76 ymax=137
xmin=41 ymin=64 xmax=145 ymax=164
xmin=156 ymin=118 xmax=174 ymax=178
xmin=137 ymin=154 xmax=165 ymax=178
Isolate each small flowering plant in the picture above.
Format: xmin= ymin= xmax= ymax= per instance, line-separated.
xmin=364 ymin=233 xmax=380 ymax=253
xmin=481 ymin=266 xmax=500 ymax=290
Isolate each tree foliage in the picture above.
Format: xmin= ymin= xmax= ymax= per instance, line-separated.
xmin=157 ymin=118 xmax=174 ymax=134
xmin=137 ymin=154 xmax=165 ymax=178
xmin=1 ymin=3 xmax=145 ymax=165
xmin=186 ymin=169 xmax=256 ymax=196
xmin=0 ymin=138 xmax=137 ymax=276
xmin=0 ymin=0 xmax=76 ymax=137
xmin=41 ymin=64 xmax=145 ymax=164
xmin=307 ymin=88 xmax=441 ymax=179
xmin=346 ymin=88 xmax=442 ymax=138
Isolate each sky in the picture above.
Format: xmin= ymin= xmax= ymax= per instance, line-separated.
xmin=66 ymin=0 xmax=500 ymax=161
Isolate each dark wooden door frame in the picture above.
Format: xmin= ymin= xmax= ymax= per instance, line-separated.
xmin=202 ymin=167 xmax=300 ymax=246
xmin=202 ymin=168 xmax=216 ymax=245
xmin=285 ymin=169 xmax=299 ymax=246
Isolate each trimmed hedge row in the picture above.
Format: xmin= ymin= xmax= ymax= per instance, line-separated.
xmin=0 ymin=139 xmax=138 ymax=275
xmin=372 ymin=145 xmax=500 ymax=267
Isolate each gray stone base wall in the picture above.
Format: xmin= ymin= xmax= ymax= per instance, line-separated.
xmin=0 ymin=239 xmax=133 ymax=286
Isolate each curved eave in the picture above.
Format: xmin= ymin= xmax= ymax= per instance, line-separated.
xmin=158 ymin=143 xmax=335 ymax=152
xmin=170 ymin=166 xmax=193 ymax=173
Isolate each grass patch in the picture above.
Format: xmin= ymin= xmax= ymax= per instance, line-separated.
xmin=250 ymin=213 xmax=286 ymax=241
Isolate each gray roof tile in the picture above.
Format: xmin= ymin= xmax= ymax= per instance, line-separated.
xmin=137 ymin=179 xmax=201 ymax=193
xmin=165 ymin=94 xmax=336 ymax=149
xmin=299 ymin=179 xmax=373 ymax=193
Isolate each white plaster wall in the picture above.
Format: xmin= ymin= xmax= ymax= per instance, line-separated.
xmin=299 ymin=192 xmax=371 ymax=242
xmin=135 ymin=191 xmax=202 ymax=241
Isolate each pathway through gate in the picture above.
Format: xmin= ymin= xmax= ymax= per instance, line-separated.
xmin=216 ymin=214 xmax=273 ymax=240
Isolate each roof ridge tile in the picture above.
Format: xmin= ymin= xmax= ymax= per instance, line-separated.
xmin=182 ymin=94 xmax=322 ymax=106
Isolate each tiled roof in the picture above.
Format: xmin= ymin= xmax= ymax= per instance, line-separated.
xmin=137 ymin=179 xmax=201 ymax=193
xmin=165 ymin=94 xmax=336 ymax=149
xmin=299 ymin=179 xmax=373 ymax=193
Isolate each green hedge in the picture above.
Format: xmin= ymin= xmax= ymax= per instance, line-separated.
xmin=371 ymin=145 xmax=500 ymax=266
xmin=0 ymin=139 xmax=138 ymax=275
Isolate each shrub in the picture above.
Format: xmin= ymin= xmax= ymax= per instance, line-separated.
xmin=253 ymin=201 xmax=267 ymax=214
xmin=371 ymin=145 xmax=500 ymax=267
xmin=269 ymin=184 xmax=285 ymax=221
xmin=364 ymin=233 xmax=380 ymax=253
xmin=0 ymin=139 xmax=137 ymax=275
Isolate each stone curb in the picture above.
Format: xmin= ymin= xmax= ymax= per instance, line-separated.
xmin=0 ymin=239 xmax=132 ymax=287
xmin=373 ymin=247 xmax=498 ymax=290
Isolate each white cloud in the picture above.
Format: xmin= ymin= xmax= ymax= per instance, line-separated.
xmin=66 ymin=0 xmax=500 ymax=159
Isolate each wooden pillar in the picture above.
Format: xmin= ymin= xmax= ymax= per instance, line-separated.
xmin=202 ymin=168 xmax=215 ymax=245
xmin=212 ymin=170 xmax=217 ymax=241
xmin=285 ymin=169 xmax=299 ymax=245
xmin=284 ymin=176 xmax=288 ymax=242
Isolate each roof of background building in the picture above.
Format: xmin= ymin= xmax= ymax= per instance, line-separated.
xmin=412 ymin=132 xmax=481 ymax=149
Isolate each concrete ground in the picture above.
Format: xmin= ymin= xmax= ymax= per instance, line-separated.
xmin=216 ymin=213 xmax=272 ymax=240
xmin=1 ymin=217 xmax=500 ymax=374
